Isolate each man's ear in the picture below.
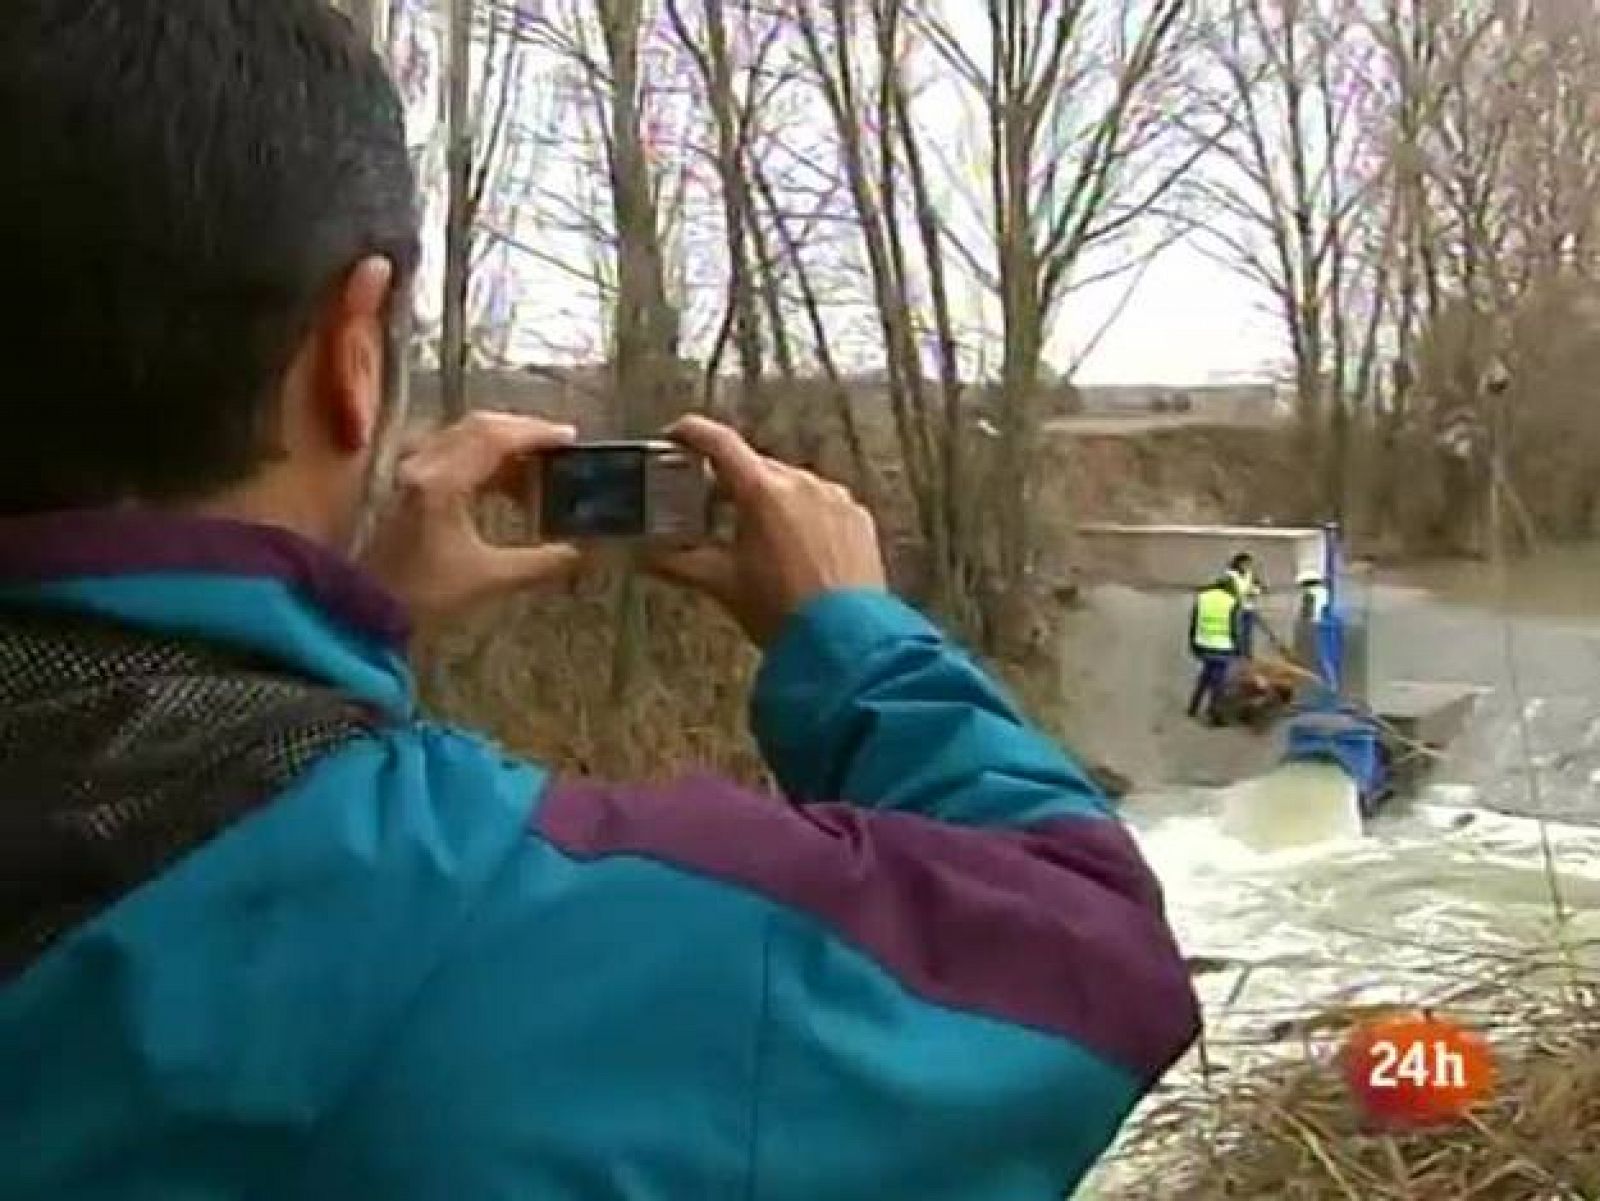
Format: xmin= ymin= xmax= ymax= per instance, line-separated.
xmin=313 ymin=256 xmax=396 ymax=455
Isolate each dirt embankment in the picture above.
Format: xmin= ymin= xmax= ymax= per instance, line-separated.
xmin=1054 ymin=424 xmax=1305 ymax=529
xmin=414 ymin=368 xmax=1302 ymax=531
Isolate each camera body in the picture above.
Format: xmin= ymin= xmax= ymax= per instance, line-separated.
xmin=533 ymin=440 xmax=714 ymax=543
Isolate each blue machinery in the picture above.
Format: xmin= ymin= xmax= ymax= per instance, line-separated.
xmin=1280 ymin=524 xmax=1392 ymax=816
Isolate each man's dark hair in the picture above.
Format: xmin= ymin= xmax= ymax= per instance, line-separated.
xmin=1229 ymin=552 xmax=1255 ymax=572
xmin=0 ymin=0 xmax=420 ymax=514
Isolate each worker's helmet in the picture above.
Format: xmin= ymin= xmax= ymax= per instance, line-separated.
xmin=1296 ymin=567 xmax=1323 ymax=586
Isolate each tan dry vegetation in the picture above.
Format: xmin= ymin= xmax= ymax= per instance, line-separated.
xmin=411 ymin=489 xmax=1071 ymax=789
xmin=416 ymin=554 xmax=1070 ymax=790
xmin=1113 ymin=968 xmax=1600 ymax=1201
xmin=1053 ymin=425 xmax=1309 ymax=529
xmin=417 ymin=565 xmax=767 ymax=785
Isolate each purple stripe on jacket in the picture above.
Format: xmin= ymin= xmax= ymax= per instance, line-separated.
xmin=0 ymin=509 xmax=410 ymax=646
xmin=540 ymin=775 xmax=1200 ymax=1084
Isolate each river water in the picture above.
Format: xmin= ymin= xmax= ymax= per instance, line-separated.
xmin=1071 ymin=548 xmax=1600 ymax=1195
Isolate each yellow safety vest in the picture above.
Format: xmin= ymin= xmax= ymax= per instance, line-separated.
xmin=1193 ymin=587 xmax=1239 ymax=653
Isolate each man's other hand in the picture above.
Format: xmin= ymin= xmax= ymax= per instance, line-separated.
xmin=649 ymin=415 xmax=887 ymax=646
xmin=362 ymin=412 xmax=581 ymax=626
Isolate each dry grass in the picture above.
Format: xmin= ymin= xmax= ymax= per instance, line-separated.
xmin=415 ymin=555 xmax=1078 ymax=789
xmin=411 ymin=473 xmax=1082 ymax=789
xmin=416 ymin=563 xmax=769 ymax=784
xmin=1111 ymin=962 xmax=1600 ymax=1201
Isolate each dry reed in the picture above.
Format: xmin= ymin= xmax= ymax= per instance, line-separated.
xmin=1109 ymin=962 xmax=1600 ymax=1201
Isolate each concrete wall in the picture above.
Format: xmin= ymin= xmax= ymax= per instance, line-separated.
xmin=1076 ymin=523 xmax=1326 ymax=591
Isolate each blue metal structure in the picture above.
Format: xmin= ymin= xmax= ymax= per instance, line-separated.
xmin=1281 ymin=523 xmax=1391 ymax=815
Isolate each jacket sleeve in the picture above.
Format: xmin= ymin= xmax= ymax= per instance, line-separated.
xmin=750 ymin=589 xmax=1112 ymax=827
xmin=311 ymin=591 xmax=1199 ymax=1201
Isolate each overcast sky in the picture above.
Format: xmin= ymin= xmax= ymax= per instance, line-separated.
xmin=929 ymin=0 xmax=1284 ymax=387
xmin=1063 ymin=243 xmax=1284 ymax=385
xmin=400 ymin=2 xmax=1290 ymax=389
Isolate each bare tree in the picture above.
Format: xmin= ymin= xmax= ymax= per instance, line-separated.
xmin=754 ymin=0 xmax=1178 ymax=648
xmin=587 ymin=0 xmax=685 ymax=433
xmin=653 ymin=5 xmax=883 ymax=486
xmin=1180 ymin=0 xmax=1391 ymax=518
xmin=751 ymin=160 xmax=878 ymax=487
xmin=783 ymin=0 xmax=983 ymax=630
xmin=660 ymin=0 xmax=780 ymax=420
xmin=440 ymin=0 xmax=476 ymax=419
xmin=917 ymin=0 xmax=1202 ymax=626
xmin=1468 ymin=2 xmax=1600 ymax=549
xmin=1365 ymin=0 xmax=1448 ymax=529
xmin=505 ymin=0 xmax=691 ymax=692
xmin=1369 ymin=0 xmax=1600 ymax=552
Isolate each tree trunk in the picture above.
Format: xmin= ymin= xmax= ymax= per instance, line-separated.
xmin=600 ymin=0 xmax=681 ymax=436
xmin=749 ymin=156 xmax=877 ymax=500
xmin=703 ymin=0 xmax=765 ymax=421
xmin=595 ymin=0 xmax=683 ymax=701
xmin=441 ymin=0 xmax=474 ymax=420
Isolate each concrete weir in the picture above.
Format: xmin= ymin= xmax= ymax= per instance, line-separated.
xmin=1369 ymin=681 xmax=1481 ymax=796
xmin=1077 ymin=523 xmax=1326 ymax=590
xmin=1073 ymin=521 xmax=1481 ymax=825
xmin=1372 ymin=681 xmax=1479 ymax=746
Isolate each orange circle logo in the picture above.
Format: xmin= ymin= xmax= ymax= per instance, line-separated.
xmin=1341 ymin=1012 xmax=1495 ymax=1127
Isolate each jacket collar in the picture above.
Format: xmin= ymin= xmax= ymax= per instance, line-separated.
xmin=0 ymin=510 xmax=414 ymax=715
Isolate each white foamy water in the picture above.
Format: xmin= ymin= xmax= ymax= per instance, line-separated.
xmin=1127 ymin=785 xmax=1600 ymax=1033
xmin=1218 ymin=760 xmax=1363 ymax=851
xmin=1077 ymin=785 xmax=1600 ymax=1198
xmin=1070 ymin=549 xmax=1600 ymax=1195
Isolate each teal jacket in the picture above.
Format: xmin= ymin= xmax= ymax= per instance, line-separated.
xmin=0 ymin=511 xmax=1198 ymax=1200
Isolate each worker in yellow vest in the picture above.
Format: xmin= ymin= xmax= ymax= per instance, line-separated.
xmin=1226 ymin=552 xmax=1263 ymax=658
xmin=1187 ymin=575 xmax=1243 ymax=725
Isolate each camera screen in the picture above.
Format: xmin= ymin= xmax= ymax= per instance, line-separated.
xmin=541 ymin=447 xmax=648 ymax=538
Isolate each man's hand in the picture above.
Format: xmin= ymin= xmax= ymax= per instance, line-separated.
xmin=649 ymin=415 xmax=887 ymax=646
xmin=361 ymin=412 xmax=581 ymax=627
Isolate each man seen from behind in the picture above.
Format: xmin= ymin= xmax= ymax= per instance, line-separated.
xmin=0 ymin=4 xmax=1199 ymax=1198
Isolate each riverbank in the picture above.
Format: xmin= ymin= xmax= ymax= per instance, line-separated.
xmin=1085 ymin=786 xmax=1600 ymax=1199
xmin=1071 ymin=548 xmax=1600 ymax=1197
xmin=1106 ymin=974 xmax=1600 ymax=1199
